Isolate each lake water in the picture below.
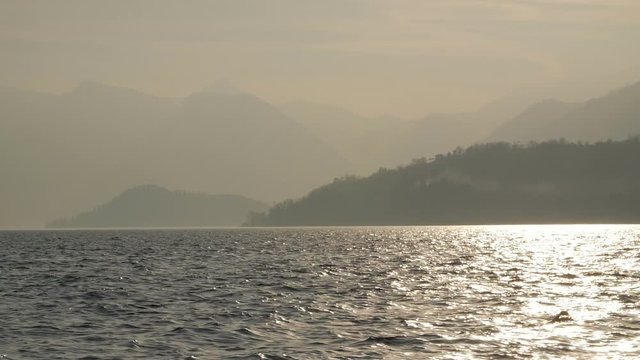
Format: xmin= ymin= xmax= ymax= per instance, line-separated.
xmin=1 ymin=225 xmax=639 ymax=359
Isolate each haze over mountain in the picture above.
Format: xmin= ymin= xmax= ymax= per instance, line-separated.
xmin=48 ymin=184 xmax=268 ymax=228
xmin=282 ymin=88 xmax=553 ymax=173
xmin=281 ymin=101 xmax=410 ymax=173
xmin=488 ymin=81 xmax=640 ymax=142
xmin=151 ymin=85 xmax=351 ymax=198
xmin=0 ymin=82 xmax=349 ymax=228
xmin=394 ymin=89 xmax=554 ymax=161
xmin=0 ymin=83 xmax=172 ymax=228
xmin=4 ymin=77 xmax=640 ymax=228
xmin=283 ymin=79 xmax=640 ymax=171
xmin=247 ymin=138 xmax=640 ymax=226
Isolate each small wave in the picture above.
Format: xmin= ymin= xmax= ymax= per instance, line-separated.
xmin=361 ymin=335 xmax=426 ymax=346
xmin=257 ymin=353 xmax=297 ymax=360
xmin=169 ymin=326 xmax=189 ymax=333
xmin=58 ymin=274 xmax=82 ymax=285
xmin=83 ymin=290 xmax=106 ymax=299
xmin=236 ymin=327 xmax=265 ymax=337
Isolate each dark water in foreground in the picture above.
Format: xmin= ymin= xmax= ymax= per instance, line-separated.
xmin=1 ymin=226 xmax=639 ymax=359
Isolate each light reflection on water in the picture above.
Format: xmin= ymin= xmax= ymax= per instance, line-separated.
xmin=0 ymin=225 xmax=639 ymax=359
xmin=442 ymin=225 xmax=639 ymax=358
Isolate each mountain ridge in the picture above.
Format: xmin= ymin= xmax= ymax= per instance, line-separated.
xmin=47 ymin=184 xmax=268 ymax=228
xmin=488 ymin=80 xmax=640 ymax=142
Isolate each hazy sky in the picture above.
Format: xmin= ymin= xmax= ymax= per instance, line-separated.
xmin=2 ymin=0 xmax=640 ymax=117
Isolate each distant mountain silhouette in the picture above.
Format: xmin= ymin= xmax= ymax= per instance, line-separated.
xmin=282 ymin=92 xmax=542 ymax=173
xmin=4 ymin=79 xmax=640 ymax=228
xmin=47 ymin=185 xmax=268 ymax=228
xmin=0 ymin=82 xmax=348 ymax=227
xmin=202 ymin=78 xmax=247 ymax=95
xmin=385 ymin=90 xmax=546 ymax=164
xmin=392 ymin=113 xmax=477 ymax=163
xmin=152 ymin=90 xmax=350 ymax=201
xmin=0 ymin=82 xmax=171 ymax=228
xmin=487 ymin=100 xmax=579 ymax=142
xmin=246 ymin=138 xmax=640 ymax=226
xmin=281 ymin=100 xmax=409 ymax=173
xmin=489 ymin=81 xmax=640 ymax=142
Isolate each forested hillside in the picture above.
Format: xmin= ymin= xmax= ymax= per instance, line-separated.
xmin=246 ymin=138 xmax=640 ymax=226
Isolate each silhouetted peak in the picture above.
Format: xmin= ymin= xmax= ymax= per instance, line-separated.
xmin=186 ymin=78 xmax=261 ymax=104
xmin=183 ymin=86 xmax=276 ymax=116
xmin=119 ymin=184 xmax=171 ymax=196
xmin=201 ymin=78 xmax=246 ymax=95
xmin=475 ymin=88 xmax=548 ymax=123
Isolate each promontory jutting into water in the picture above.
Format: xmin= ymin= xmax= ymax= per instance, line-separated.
xmin=1 ymin=225 xmax=638 ymax=359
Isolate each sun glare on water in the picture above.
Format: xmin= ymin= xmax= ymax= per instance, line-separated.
xmin=480 ymin=224 xmax=639 ymax=353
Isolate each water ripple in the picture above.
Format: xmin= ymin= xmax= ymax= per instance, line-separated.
xmin=0 ymin=225 xmax=639 ymax=358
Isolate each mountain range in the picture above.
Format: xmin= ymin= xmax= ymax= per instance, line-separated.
xmin=1 ymin=79 xmax=639 ymax=227
xmin=0 ymin=82 xmax=348 ymax=227
xmin=283 ymin=80 xmax=640 ymax=173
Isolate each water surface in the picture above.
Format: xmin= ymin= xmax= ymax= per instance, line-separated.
xmin=1 ymin=225 xmax=639 ymax=359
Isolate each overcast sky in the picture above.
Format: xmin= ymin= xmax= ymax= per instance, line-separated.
xmin=1 ymin=0 xmax=639 ymax=117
